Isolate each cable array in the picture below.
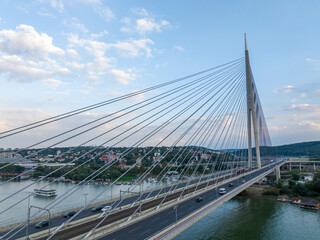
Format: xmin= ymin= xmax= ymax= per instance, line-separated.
xmin=0 ymin=56 xmax=271 ymax=240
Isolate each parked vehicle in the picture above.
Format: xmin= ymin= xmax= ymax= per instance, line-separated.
xmin=35 ymin=220 xmax=50 ymax=228
xmin=219 ymin=188 xmax=226 ymax=194
xmin=91 ymin=205 xmax=104 ymax=212
xmin=196 ymin=197 xmax=203 ymax=202
xmin=63 ymin=210 xmax=76 ymax=218
xmin=101 ymin=206 xmax=112 ymax=212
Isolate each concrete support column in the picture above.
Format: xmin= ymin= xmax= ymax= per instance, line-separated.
xmin=314 ymin=163 xmax=316 ymax=171
xmin=299 ymin=163 xmax=301 ymax=172
xmin=289 ymin=162 xmax=292 ymax=171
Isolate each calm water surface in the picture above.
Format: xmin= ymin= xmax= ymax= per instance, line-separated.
xmin=174 ymin=197 xmax=320 ymax=240
xmin=0 ymin=179 xmax=163 ymax=227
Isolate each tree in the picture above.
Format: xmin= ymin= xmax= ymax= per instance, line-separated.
xmin=292 ymin=173 xmax=300 ymax=181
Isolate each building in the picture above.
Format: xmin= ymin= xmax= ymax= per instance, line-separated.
xmin=300 ymin=199 xmax=320 ymax=210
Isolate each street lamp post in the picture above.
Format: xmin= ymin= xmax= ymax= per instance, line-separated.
xmin=84 ymin=193 xmax=88 ymax=206
xmin=174 ymin=205 xmax=178 ymax=224
xmin=108 ymin=173 xmax=113 ymax=200
xmin=26 ymin=206 xmax=51 ymax=240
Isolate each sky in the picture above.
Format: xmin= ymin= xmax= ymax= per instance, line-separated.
xmin=0 ymin=0 xmax=320 ymax=148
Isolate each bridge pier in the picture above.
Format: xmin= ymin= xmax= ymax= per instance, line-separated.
xmin=314 ymin=163 xmax=316 ymax=171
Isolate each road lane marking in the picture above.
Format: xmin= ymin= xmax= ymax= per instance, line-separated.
xmin=129 ymin=226 xmax=141 ymax=233
xmin=151 ymin=217 xmax=161 ymax=222
xmin=140 ymin=229 xmax=151 ymax=236
xmin=160 ymin=219 xmax=169 ymax=225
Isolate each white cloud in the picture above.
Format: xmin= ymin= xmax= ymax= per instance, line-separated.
xmin=272 ymin=85 xmax=295 ymax=93
xmin=91 ymin=30 xmax=108 ymax=39
xmin=42 ymin=78 xmax=64 ymax=89
xmin=288 ymin=103 xmax=320 ymax=112
xmin=174 ymin=46 xmax=184 ymax=51
xmin=0 ymin=55 xmax=52 ymax=82
xmin=94 ymin=6 xmax=115 ymax=22
xmin=130 ymin=8 xmax=149 ymax=17
xmin=87 ymin=57 xmax=113 ymax=71
xmin=67 ymin=49 xmax=80 ymax=59
xmin=107 ymin=38 xmax=154 ymax=58
xmin=0 ymin=25 xmax=64 ymax=58
xmin=298 ymin=120 xmax=320 ymax=130
xmin=121 ymin=18 xmax=170 ymax=35
xmin=64 ymin=18 xmax=88 ymax=33
xmin=306 ymin=58 xmax=320 ymax=69
xmin=109 ymin=69 xmax=136 ymax=85
xmin=50 ymin=0 xmax=64 ymax=12
xmin=68 ymin=33 xmax=108 ymax=57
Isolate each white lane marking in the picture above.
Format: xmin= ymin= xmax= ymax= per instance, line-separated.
xmin=140 ymin=229 xmax=151 ymax=236
xmin=151 ymin=217 xmax=161 ymax=222
xmin=129 ymin=226 xmax=141 ymax=233
xmin=160 ymin=219 xmax=169 ymax=225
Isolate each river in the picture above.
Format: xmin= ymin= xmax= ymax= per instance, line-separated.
xmin=0 ymin=179 xmax=164 ymax=228
xmin=173 ymin=196 xmax=320 ymax=240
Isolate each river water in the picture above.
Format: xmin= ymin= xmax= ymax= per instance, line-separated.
xmin=0 ymin=179 xmax=164 ymax=228
xmin=174 ymin=197 xmax=320 ymax=240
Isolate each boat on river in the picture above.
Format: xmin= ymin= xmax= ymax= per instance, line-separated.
xmin=34 ymin=189 xmax=57 ymax=197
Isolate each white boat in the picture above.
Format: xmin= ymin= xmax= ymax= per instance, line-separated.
xmin=34 ymin=189 xmax=57 ymax=197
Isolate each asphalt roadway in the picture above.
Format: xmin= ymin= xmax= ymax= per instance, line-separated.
xmin=98 ymin=161 xmax=283 ymax=240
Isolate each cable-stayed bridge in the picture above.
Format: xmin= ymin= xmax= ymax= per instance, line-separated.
xmin=0 ymin=36 xmax=285 ymax=240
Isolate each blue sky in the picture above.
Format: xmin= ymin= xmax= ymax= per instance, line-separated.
xmin=0 ymin=0 xmax=320 ymax=147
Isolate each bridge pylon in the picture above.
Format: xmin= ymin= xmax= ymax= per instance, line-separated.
xmin=244 ymin=33 xmax=261 ymax=169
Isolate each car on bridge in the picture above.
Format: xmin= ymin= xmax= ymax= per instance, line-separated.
xmin=91 ymin=205 xmax=104 ymax=212
xmin=35 ymin=220 xmax=50 ymax=228
xmin=219 ymin=188 xmax=226 ymax=194
xmin=101 ymin=205 xmax=112 ymax=212
xmin=228 ymin=183 xmax=233 ymax=187
xmin=196 ymin=197 xmax=203 ymax=202
xmin=63 ymin=210 xmax=76 ymax=218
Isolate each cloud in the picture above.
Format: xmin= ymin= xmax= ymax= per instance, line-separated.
xmin=0 ymin=55 xmax=52 ymax=82
xmin=67 ymin=49 xmax=80 ymax=59
xmin=272 ymin=85 xmax=295 ymax=93
xmin=298 ymin=120 xmax=320 ymax=130
xmin=174 ymin=46 xmax=184 ymax=52
xmin=130 ymin=8 xmax=149 ymax=17
xmin=121 ymin=18 xmax=170 ymax=35
xmin=50 ymin=0 xmax=64 ymax=12
xmin=109 ymin=68 xmax=136 ymax=85
xmin=68 ymin=33 xmax=108 ymax=57
xmin=306 ymin=58 xmax=320 ymax=70
xmin=94 ymin=6 xmax=115 ymax=22
xmin=288 ymin=103 xmax=320 ymax=112
xmin=107 ymin=38 xmax=154 ymax=58
xmin=64 ymin=18 xmax=88 ymax=33
xmin=42 ymin=78 xmax=64 ymax=89
xmin=91 ymin=30 xmax=108 ymax=39
xmin=0 ymin=25 xmax=64 ymax=58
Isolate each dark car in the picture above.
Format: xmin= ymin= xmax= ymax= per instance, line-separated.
xmin=35 ymin=220 xmax=50 ymax=228
xmin=63 ymin=210 xmax=76 ymax=218
xmin=196 ymin=197 xmax=203 ymax=202
xmin=91 ymin=205 xmax=104 ymax=212
xmin=228 ymin=183 xmax=234 ymax=187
